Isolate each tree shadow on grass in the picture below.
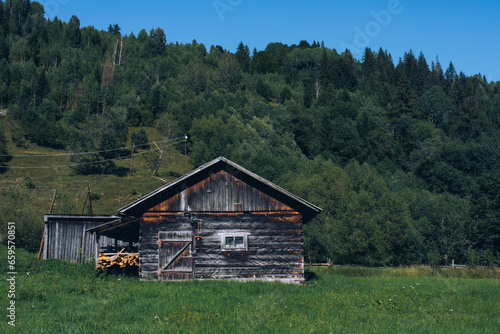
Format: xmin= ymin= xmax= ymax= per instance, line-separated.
xmin=113 ymin=166 xmax=129 ymax=177
xmin=0 ymin=154 xmax=13 ymax=174
xmin=304 ymin=269 xmax=318 ymax=281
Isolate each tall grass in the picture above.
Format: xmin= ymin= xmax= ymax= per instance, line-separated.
xmin=1 ymin=246 xmax=499 ymax=333
xmin=315 ymin=265 xmax=500 ymax=279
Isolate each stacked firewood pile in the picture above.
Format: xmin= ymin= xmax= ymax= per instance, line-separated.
xmin=96 ymin=249 xmax=139 ymax=270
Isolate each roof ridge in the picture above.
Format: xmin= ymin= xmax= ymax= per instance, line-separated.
xmin=117 ymin=157 xmax=321 ymax=221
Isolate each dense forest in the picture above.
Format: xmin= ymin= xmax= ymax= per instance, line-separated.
xmin=0 ymin=0 xmax=499 ymax=266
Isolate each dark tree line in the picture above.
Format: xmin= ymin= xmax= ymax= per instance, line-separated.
xmin=0 ymin=0 xmax=499 ymax=266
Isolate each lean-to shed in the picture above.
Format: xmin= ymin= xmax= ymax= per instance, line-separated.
xmin=43 ymin=214 xmax=121 ymax=264
xmin=87 ymin=157 xmax=322 ymax=283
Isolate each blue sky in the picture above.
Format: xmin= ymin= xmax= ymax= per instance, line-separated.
xmin=40 ymin=0 xmax=500 ymax=81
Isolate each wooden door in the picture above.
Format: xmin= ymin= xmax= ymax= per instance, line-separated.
xmin=158 ymin=231 xmax=193 ymax=280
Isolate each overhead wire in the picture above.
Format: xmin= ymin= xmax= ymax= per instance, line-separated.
xmin=0 ymin=136 xmax=185 ymax=157
xmin=0 ymin=138 xmax=185 ymax=169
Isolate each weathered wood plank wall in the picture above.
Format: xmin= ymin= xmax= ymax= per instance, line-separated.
xmin=148 ymin=171 xmax=295 ymax=213
xmin=139 ymin=212 xmax=304 ymax=281
xmin=193 ymin=212 xmax=304 ymax=281
xmin=44 ymin=215 xmax=121 ymax=264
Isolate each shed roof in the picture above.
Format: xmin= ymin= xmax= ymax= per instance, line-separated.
xmin=118 ymin=157 xmax=321 ymax=222
xmin=86 ymin=216 xmax=139 ymax=243
xmin=44 ymin=214 xmax=121 ymax=223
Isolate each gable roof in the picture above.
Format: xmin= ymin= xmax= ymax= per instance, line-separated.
xmin=118 ymin=157 xmax=321 ymax=222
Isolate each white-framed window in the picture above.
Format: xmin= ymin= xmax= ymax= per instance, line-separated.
xmin=220 ymin=233 xmax=248 ymax=251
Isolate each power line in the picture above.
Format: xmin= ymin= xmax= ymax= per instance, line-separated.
xmin=0 ymin=137 xmax=185 ymax=157
xmin=0 ymin=139 xmax=184 ymax=169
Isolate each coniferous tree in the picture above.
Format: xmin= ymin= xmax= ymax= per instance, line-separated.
xmin=402 ymin=50 xmax=418 ymax=87
xmin=376 ymin=47 xmax=395 ymax=84
xmin=65 ymin=15 xmax=82 ymax=47
xmin=362 ymin=47 xmax=376 ymax=78
xmin=149 ymin=27 xmax=166 ymax=57
xmin=416 ymin=51 xmax=430 ymax=95
xmin=445 ymin=61 xmax=457 ymax=86
xmin=0 ymin=1 xmax=6 ymax=33
xmin=431 ymin=55 xmax=444 ymax=86
xmin=319 ymin=47 xmax=330 ymax=83
xmin=0 ymin=28 xmax=7 ymax=60
xmin=393 ymin=74 xmax=419 ymax=117
xmin=235 ymin=41 xmax=250 ymax=72
xmin=108 ymin=23 xmax=121 ymax=35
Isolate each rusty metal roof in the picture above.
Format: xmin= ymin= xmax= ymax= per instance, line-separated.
xmin=118 ymin=157 xmax=322 ymax=222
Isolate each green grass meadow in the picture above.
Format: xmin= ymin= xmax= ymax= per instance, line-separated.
xmin=1 ymin=246 xmax=499 ymax=333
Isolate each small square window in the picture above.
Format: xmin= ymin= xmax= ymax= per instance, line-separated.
xmin=221 ymin=234 xmax=248 ymax=251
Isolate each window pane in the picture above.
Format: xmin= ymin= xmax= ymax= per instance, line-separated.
xmin=235 ymin=237 xmax=244 ymax=248
xmin=225 ymin=237 xmax=234 ymax=247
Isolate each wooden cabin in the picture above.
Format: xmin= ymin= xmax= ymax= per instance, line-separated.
xmin=88 ymin=157 xmax=322 ymax=283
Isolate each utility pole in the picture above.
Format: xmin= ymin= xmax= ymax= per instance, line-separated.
xmin=87 ymin=182 xmax=93 ymax=214
xmin=81 ymin=182 xmax=93 ymax=214
xmin=184 ymin=134 xmax=188 ymax=174
xmin=38 ymin=189 xmax=57 ymax=260
xmin=130 ymin=143 xmax=135 ymax=173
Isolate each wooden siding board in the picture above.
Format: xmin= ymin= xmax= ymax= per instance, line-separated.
xmin=43 ymin=223 xmax=48 ymax=260
xmin=190 ymin=213 xmax=303 ymax=280
xmin=147 ymin=171 xmax=295 ymax=213
xmin=195 ymin=245 xmax=303 ymax=254
xmin=136 ymin=211 xmax=304 ymax=281
xmin=44 ymin=216 xmax=121 ymax=264
xmin=194 ymin=267 xmax=302 ymax=277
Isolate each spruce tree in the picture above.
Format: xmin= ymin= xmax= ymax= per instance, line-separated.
xmin=235 ymin=41 xmax=250 ymax=72
xmin=445 ymin=61 xmax=457 ymax=85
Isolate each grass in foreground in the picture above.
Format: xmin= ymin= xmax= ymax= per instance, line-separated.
xmin=1 ymin=246 xmax=499 ymax=333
